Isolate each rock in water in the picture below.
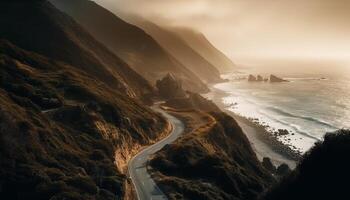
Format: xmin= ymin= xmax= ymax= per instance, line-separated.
xmin=257 ymin=75 xmax=264 ymax=81
xmin=248 ymin=74 xmax=257 ymax=82
xmin=270 ymin=75 xmax=288 ymax=83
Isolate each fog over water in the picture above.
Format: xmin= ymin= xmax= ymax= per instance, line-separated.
xmin=93 ymin=0 xmax=350 ymax=152
xmin=96 ymin=0 xmax=350 ymax=64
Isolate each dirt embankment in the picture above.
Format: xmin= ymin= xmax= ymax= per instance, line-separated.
xmin=121 ymin=116 xmax=172 ymax=200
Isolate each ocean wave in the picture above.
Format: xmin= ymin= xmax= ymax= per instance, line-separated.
xmin=285 ymin=77 xmax=328 ymax=81
xmin=267 ymin=106 xmax=339 ymax=130
xmin=257 ymin=110 xmax=322 ymax=141
xmin=223 ymin=93 xmax=337 ymax=141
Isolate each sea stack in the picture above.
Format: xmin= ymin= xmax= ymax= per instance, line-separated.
xmin=257 ymin=75 xmax=264 ymax=81
xmin=270 ymin=75 xmax=288 ymax=83
xmin=248 ymin=74 xmax=257 ymax=82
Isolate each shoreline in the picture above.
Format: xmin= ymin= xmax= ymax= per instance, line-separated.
xmin=207 ymin=85 xmax=300 ymax=169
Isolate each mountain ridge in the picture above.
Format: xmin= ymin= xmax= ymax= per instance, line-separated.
xmin=128 ymin=17 xmax=224 ymax=83
xmin=50 ymin=0 xmax=209 ymax=93
xmin=174 ymin=27 xmax=236 ymax=73
xmin=0 ymin=1 xmax=153 ymax=98
xmin=0 ymin=38 xmax=168 ymax=199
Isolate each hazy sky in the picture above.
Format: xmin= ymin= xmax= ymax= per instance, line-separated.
xmin=96 ymin=0 xmax=350 ymax=64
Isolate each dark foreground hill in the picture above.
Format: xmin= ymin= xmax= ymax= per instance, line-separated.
xmin=0 ymin=0 xmax=153 ymax=98
xmin=262 ymin=129 xmax=350 ymax=200
xmin=50 ymin=0 xmax=208 ymax=93
xmin=0 ymin=39 xmax=167 ymax=200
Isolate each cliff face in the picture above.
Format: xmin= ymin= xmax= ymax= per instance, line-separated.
xmin=0 ymin=1 xmax=153 ymax=98
xmin=156 ymin=74 xmax=187 ymax=99
xmin=50 ymin=0 xmax=208 ymax=93
xmin=262 ymin=130 xmax=350 ymax=200
xmin=150 ymin=108 xmax=274 ymax=200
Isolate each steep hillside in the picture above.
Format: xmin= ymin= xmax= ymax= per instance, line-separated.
xmin=262 ymin=130 xmax=350 ymax=200
xmin=175 ymin=27 xmax=236 ymax=73
xmin=50 ymin=0 xmax=208 ymax=93
xmin=0 ymin=0 xmax=152 ymax=97
xmin=0 ymin=39 xmax=168 ymax=200
xmin=127 ymin=17 xmax=223 ymax=83
xmin=150 ymin=107 xmax=275 ymax=199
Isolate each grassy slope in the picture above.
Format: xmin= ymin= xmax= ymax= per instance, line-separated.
xmin=0 ymin=38 xmax=166 ymax=200
xmin=0 ymin=1 xmax=152 ymax=98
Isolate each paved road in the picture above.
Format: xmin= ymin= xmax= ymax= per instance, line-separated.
xmin=128 ymin=106 xmax=185 ymax=200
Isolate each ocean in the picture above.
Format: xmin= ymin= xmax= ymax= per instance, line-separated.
xmin=209 ymin=60 xmax=350 ymax=152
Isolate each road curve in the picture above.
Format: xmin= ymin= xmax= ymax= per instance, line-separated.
xmin=128 ymin=106 xmax=185 ymax=200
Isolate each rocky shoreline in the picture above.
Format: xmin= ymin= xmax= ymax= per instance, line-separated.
xmin=206 ymin=85 xmax=301 ymax=167
xmin=233 ymin=115 xmax=302 ymax=161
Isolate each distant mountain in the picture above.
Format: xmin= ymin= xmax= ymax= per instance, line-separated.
xmin=0 ymin=1 xmax=152 ymax=98
xmin=50 ymin=0 xmax=208 ymax=93
xmin=174 ymin=27 xmax=236 ymax=73
xmin=130 ymin=18 xmax=224 ymax=83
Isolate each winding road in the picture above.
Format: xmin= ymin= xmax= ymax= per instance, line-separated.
xmin=128 ymin=106 xmax=185 ymax=200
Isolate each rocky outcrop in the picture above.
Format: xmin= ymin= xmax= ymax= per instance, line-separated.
xmin=262 ymin=157 xmax=277 ymax=173
xmin=276 ymin=164 xmax=291 ymax=176
xmin=248 ymin=74 xmax=257 ymax=82
xmin=274 ymin=129 xmax=290 ymax=136
xmin=156 ymin=74 xmax=187 ymax=99
xmin=164 ymin=92 xmax=221 ymax=112
xmin=269 ymin=75 xmax=288 ymax=83
xmin=248 ymin=75 xmax=288 ymax=83
xmin=257 ymin=75 xmax=264 ymax=82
